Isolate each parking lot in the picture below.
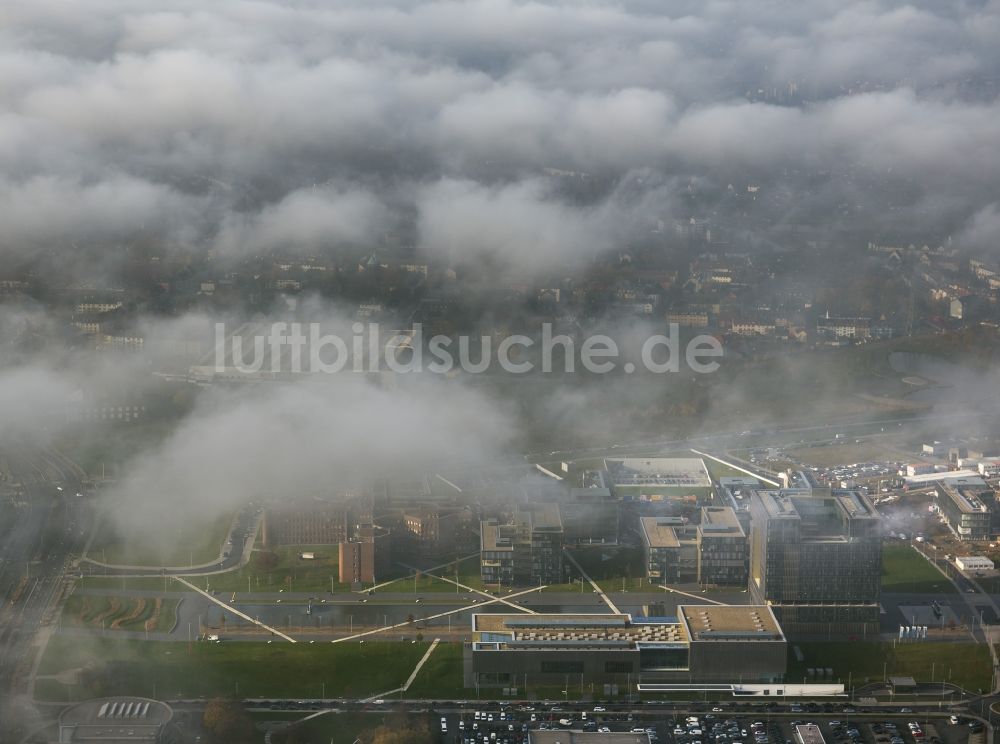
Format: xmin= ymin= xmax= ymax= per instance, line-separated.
xmin=442 ymin=706 xmax=980 ymax=744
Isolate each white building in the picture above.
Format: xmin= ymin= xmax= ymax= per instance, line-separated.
xmin=955 ymin=556 xmax=994 ymax=572
xmin=978 ymin=459 xmax=1000 ymax=478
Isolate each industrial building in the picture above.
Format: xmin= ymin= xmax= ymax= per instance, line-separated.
xmin=748 ymin=486 xmax=882 ymax=636
xmin=936 ymin=480 xmax=997 ymax=541
xmin=640 ymin=506 xmax=748 ymax=587
xmin=57 ymin=698 xmax=175 ymax=743
xmin=467 ymin=605 xmax=786 ymax=688
xmin=480 ymin=504 xmax=564 ymax=586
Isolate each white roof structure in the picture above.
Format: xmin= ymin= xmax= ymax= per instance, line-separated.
xmin=904 ymin=470 xmax=984 ymax=485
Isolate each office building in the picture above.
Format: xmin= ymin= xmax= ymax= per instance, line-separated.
xmin=936 ymin=481 xmax=996 ymax=541
xmin=468 ymin=605 xmax=786 ymax=688
xmin=697 ymin=507 xmax=749 ymax=587
xmin=748 ymin=489 xmax=882 ymax=636
xmin=640 ymin=506 xmax=748 ymax=587
xmin=641 ymin=517 xmax=698 ymax=583
xmin=481 ymin=504 xmax=564 ymax=586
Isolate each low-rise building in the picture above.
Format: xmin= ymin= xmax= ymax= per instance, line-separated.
xmin=468 ymin=605 xmax=786 ymax=688
xmin=955 ymin=556 xmax=994 ymax=572
xmin=936 ymin=481 xmax=996 ymax=541
xmin=816 ymin=315 xmax=871 ymax=340
xmin=978 ymin=459 xmax=1000 ymax=478
xmin=794 ymin=724 xmax=826 ymax=744
xmin=58 ymin=698 xmax=174 ymax=743
xmin=605 ymin=457 xmax=712 ymax=497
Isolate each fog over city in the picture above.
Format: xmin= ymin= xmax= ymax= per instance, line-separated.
xmin=2 ymin=3 xmax=1000 ymax=738
xmin=2 ymin=0 xmax=999 ymax=273
xmin=2 ymin=0 xmax=1000 ymax=530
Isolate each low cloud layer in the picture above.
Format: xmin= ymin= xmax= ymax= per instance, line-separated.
xmin=104 ymin=372 xmax=515 ymax=541
xmin=0 ymin=0 xmax=998 ymax=272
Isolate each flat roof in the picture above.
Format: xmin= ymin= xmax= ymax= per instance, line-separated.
xmin=517 ymin=503 xmax=563 ymax=530
xmin=795 ymin=724 xmax=826 ymax=744
xmin=754 ymin=490 xmax=878 ymax=523
xmin=678 ymin=605 xmax=784 ymax=642
xmin=604 ymin=457 xmax=711 ymax=488
xmin=640 ymin=517 xmax=681 ymax=548
xmin=59 ymin=697 xmax=172 ymax=743
xmin=480 ymin=522 xmax=511 ymax=552
xmin=473 ymin=613 xmax=688 ymax=646
xmin=939 ymin=481 xmax=992 ymax=514
xmin=720 ymin=476 xmax=760 ymax=486
xmin=699 ymin=507 xmax=744 ymax=536
xmin=905 ymin=470 xmax=983 ymax=485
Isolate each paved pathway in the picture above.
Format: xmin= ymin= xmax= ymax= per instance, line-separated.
xmin=563 ymin=549 xmax=620 ymax=613
xmin=173 ymin=576 xmax=297 ymax=642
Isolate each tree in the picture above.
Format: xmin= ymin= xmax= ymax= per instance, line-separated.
xmin=202 ymin=697 xmax=254 ymax=744
xmin=255 ymin=551 xmax=279 ymax=571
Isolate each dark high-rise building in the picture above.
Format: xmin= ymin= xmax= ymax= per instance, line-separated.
xmin=697 ymin=506 xmax=749 ymax=587
xmin=480 ymin=504 xmax=563 ymax=586
xmin=748 ymin=485 xmax=882 ymax=637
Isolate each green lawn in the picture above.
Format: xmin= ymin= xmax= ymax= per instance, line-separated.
xmin=789 ymin=641 xmax=992 ymax=692
xmin=202 ymin=545 xmax=355 ymax=594
xmin=404 ymin=642 xmax=466 ymax=698
xmin=882 ymin=544 xmax=956 ymax=594
xmin=89 ymin=510 xmax=236 ymax=568
xmin=703 ymin=459 xmax=753 ymax=481
xmin=35 ymin=636 xmax=434 ymax=702
xmin=272 ymin=712 xmax=434 ymax=744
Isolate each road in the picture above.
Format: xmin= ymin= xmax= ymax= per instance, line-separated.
xmin=0 ymin=447 xmax=89 ymax=742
